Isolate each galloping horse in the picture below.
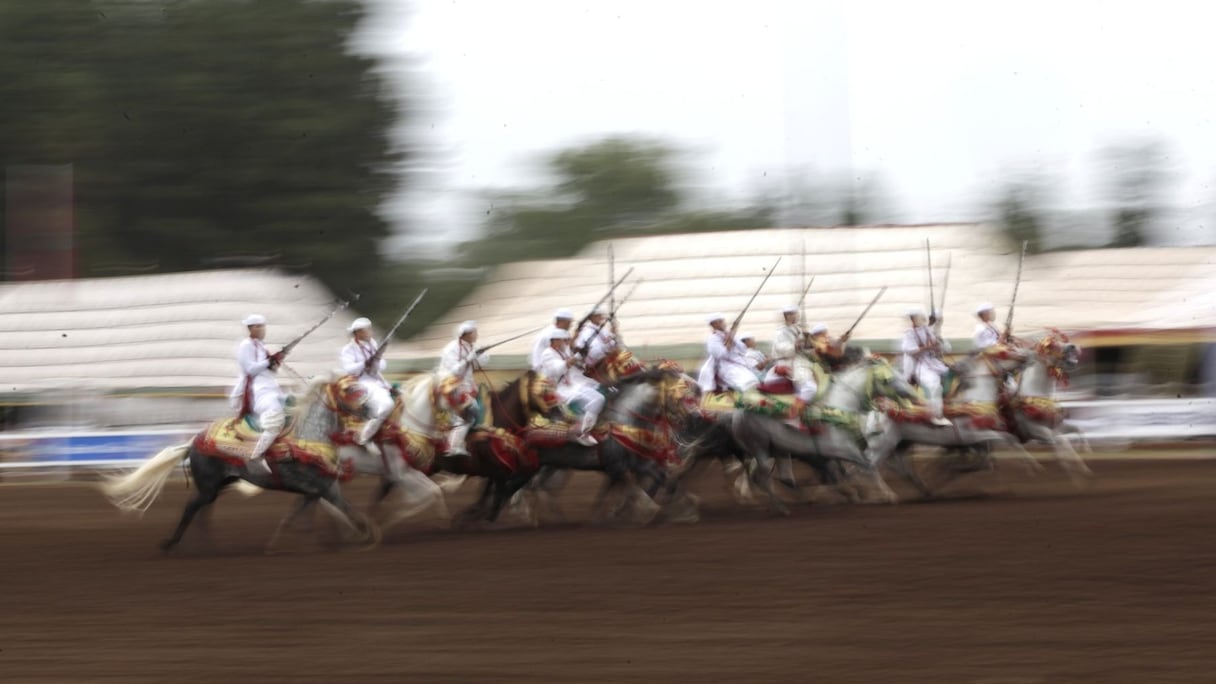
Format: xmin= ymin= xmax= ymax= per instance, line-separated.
xmin=351 ymin=371 xmax=480 ymax=527
xmin=1004 ymin=330 xmax=1094 ymax=482
xmin=865 ymin=345 xmax=1042 ymax=496
xmin=102 ymin=374 xmax=379 ymax=552
xmin=487 ymin=365 xmax=701 ymax=526
xmin=728 ymin=352 xmax=919 ymax=508
xmin=431 ymin=369 xmax=558 ymax=526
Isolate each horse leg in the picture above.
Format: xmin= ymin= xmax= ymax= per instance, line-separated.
xmin=315 ymin=484 xmax=380 ymax=550
xmin=265 ymin=496 xmax=320 ymax=554
xmin=161 ymin=487 xmax=219 ymax=552
xmin=160 ymin=459 xmax=226 ymax=552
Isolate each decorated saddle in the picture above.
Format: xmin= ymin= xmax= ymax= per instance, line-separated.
xmin=192 ymin=416 xmax=352 ymax=480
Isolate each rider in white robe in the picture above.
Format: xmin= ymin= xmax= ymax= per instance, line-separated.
xmin=530 ymin=307 xmax=575 ymax=372
xmin=338 ymin=317 xmax=394 ymax=449
xmin=972 ymin=302 xmax=1002 ymax=351
xmin=762 ymin=305 xmax=816 ymax=401
xmin=227 ymin=314 xmax=285 ymax=471
xmin=437 ymin=320 xmax=490 ymax=456
xmin=536 ymin=328 xmax=601 ymax=445
xmin=900 ymin=308 xmax=953 ymax=426
xmin=697 ymin=313 xmax=759 ymax=393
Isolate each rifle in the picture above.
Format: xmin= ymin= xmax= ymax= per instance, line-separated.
xmin=574 ymin=277 xmax=644 ymax=358
xmin=843 ymin=286 xmax=887 ymax=339
xmin=796 ymin=275 xmax=815 ymax=312
xmin=607 ymin=243 xmax=616 ymax=316
xmin=925 ymin=238 xmax=937 ymax=325
xmin=277 ymin=295 xmax=358 ymax=358
xmin=934 ymin=252 xmax=951 ymax=336
xmin=728 ymin=257 xmax=783 ymax=342
xmin=573 ymin=266 xmax=635 ymax=333
xmin=365 ymin=288 xmax=428 ymax=368
xmin=475 ymin=326 xmax=547 ymax=355
xmin=1003 ymin=240 xmax=1028 ymax=341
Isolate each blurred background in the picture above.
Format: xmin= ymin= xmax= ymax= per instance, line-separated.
xmin=1 ymin=0 xmax=1214 ymax=457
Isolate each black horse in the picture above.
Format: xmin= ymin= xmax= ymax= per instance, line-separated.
xmin=103 ymin=376 xmax=379 ymax=552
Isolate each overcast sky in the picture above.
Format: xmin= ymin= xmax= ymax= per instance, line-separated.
xmin=360 ymin=0 xmax=1216 ymax=255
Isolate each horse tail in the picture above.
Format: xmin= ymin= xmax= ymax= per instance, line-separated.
xmin=100 ymin=442 xmax=191 ymax=515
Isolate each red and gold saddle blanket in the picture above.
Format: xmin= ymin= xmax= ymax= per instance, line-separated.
xmin=192 ymin=417 xmax=352 ymax=480
xmin=468 ymin=427 xmax=536 ymax=474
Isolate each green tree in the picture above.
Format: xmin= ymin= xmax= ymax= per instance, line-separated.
xmin=1 ymin=0 xmax=407 ymax=317
xmin=465 ymin=135 xmax=772 ymax=267
xmin=1098 ymin=138 xmax=1173 ymax=248
xmin=992 ymin=177 xmax=1048 ymax=254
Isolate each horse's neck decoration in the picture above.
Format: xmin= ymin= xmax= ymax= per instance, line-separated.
xmin=390 ymin=372 xmax=476 ymax=438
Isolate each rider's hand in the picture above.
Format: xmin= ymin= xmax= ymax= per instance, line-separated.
xmin=840 ymin=332 xmax=851 ymax=343
xmin=268 ymin=351 xmax=285 ymax=370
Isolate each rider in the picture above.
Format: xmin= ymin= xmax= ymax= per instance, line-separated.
xmin=808 ymin=322 xmax=851 ymax=372
xmin=437 ymin=320 xmax=490 ymax=457
xmin=574 ymin=306 xmax=618 ymax=381
xmin=900 ymin=308 xmax=953 ymax=426
xmin=530 ymin=307 xmax=574 ymax=372
xmin=536 ymin=328 xmax=601 ymax=446
xmin=972 ymin=303 xmax=1002 ymax=352
xmin=227 ymin=313 xmax=285 ymax=472
xmin=697 ymin=313 xmax=760 ymax=394
xmin=762 ymin=305 xmax=816 ymax=402
xmin=339 ymin=317 xmax=394 ymax=451
xmin=739 ymin=332 xmax=768 ymax=373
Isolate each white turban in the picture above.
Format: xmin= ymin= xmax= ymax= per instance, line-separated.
xmin=906 ymin=308 xmax=926 ymax=318
xmin=554 ymin=308 xmax=574 ymax=320
xmin=705 ymin=312 xmax=726 ymax=325
xmin=810 ymin=323 xmax=828 ymax=335
xmin=975 ymin=302 xmax=994 ymax=315
xmin=549 ymin=328 xmax=571 ymax=340
xmin=591 ymin=306 xmax=610 ymax=317
xmin=457 ymin=320 xmax=477 ymax=336
xmin=347 ymin=317 xmax=372 ymax=333
xmin=781 ymin=304 xmax=799 ymax=315
xmin=739 ymin=331 xmax=755 ymax=341
xmin=242 ymin=314 xmax=266 ymax=326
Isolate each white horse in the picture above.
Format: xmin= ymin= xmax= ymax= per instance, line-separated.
xmin=1005 ymin=330 xmax=1094 ymax=482
xmin=728 ymin=352 xmax=917 ymax=509
xmin=348 ymin=372 xmax=480 ymax=528
xmin=864 ymin=346 xmax=1043 ymax=496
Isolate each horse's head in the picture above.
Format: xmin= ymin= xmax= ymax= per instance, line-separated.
xmin=435 ymin=372 xmax=478 ymax=423
xmin=523 ymin=370 xmax=561 ymax=417
xmin=327 ymin=375 xmax=372 ymax=420
xmin=1034 ymin=329 xmax=1080 ymax=373
xmin=866 ymin=355 xmax=919 ymax=403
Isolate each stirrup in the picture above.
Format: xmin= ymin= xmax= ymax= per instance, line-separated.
xmin=574 ymin=433 xmax=599 ymax=446
xmin=930 ymin=416 xmax=953 ymax=427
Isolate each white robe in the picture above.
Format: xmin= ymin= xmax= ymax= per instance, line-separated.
xmin=438 ymin=339 xmax=490 ymax=389
xmin=575 ymin=323 xmax=616 ymax=367
xmin=973 ymin=322 xmax=1001 ymax=351
xmin=901 ymin=325 xmax=951 ymax=383
xmin=698 ymin=330 xmax=759 ymax=393
xmin=228 ymin=337 xmax=283 ymax=417
xmin=538 ymin=345 xmax=604 ymax=426
xmin=339 ymin=338 xmax=393 ymax=419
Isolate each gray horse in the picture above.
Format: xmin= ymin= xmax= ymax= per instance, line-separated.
xmin=102 ymin=375 xmax=380 ymax=553
xmin=728 ymin=353 xmax=920 ymax=509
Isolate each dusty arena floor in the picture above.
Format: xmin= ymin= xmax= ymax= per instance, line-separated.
xmin=2 ymin=454 xmax=1215 ymax=683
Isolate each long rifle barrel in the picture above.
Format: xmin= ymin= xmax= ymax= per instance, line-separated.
xmin=843 ymin=286 xmax=888 ymax=338
xmin=729 ymin=257 xmax=783 ymax=334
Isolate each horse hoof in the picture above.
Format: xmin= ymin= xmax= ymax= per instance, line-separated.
xmin=159 ymin=540 xmax=177 ymax=554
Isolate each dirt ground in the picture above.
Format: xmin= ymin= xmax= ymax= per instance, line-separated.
xmin=2 ymin=455 xmax=1215 ymax=684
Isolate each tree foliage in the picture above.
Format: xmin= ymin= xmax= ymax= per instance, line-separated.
xmin=1097 ymin=138 xmax=1173 ymax=248
xmin=0 ymin=0 xmax=405 ymax=318
xmin=993 ymin=177 xmax=1048 ymax=254
xmin=464 ymin=136 xmax=773 ymax=267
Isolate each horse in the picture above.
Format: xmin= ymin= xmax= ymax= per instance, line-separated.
xmin=488 ymin=365 xmax=702 ymax=526
xmin=101 ymin=374 xmax=380 ymax=553
xmin=351 ymin=371 xmax=482 ymax=528
xmin=727 ymin=352 xmax=920 ymax=508
xmin=430 ymin=369 xmax=558 ymax=527
xmin=1004 ymin=330 xmax=1094 ymax=482
xmin=864 ymin=344 xmax=1045 ymax=497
